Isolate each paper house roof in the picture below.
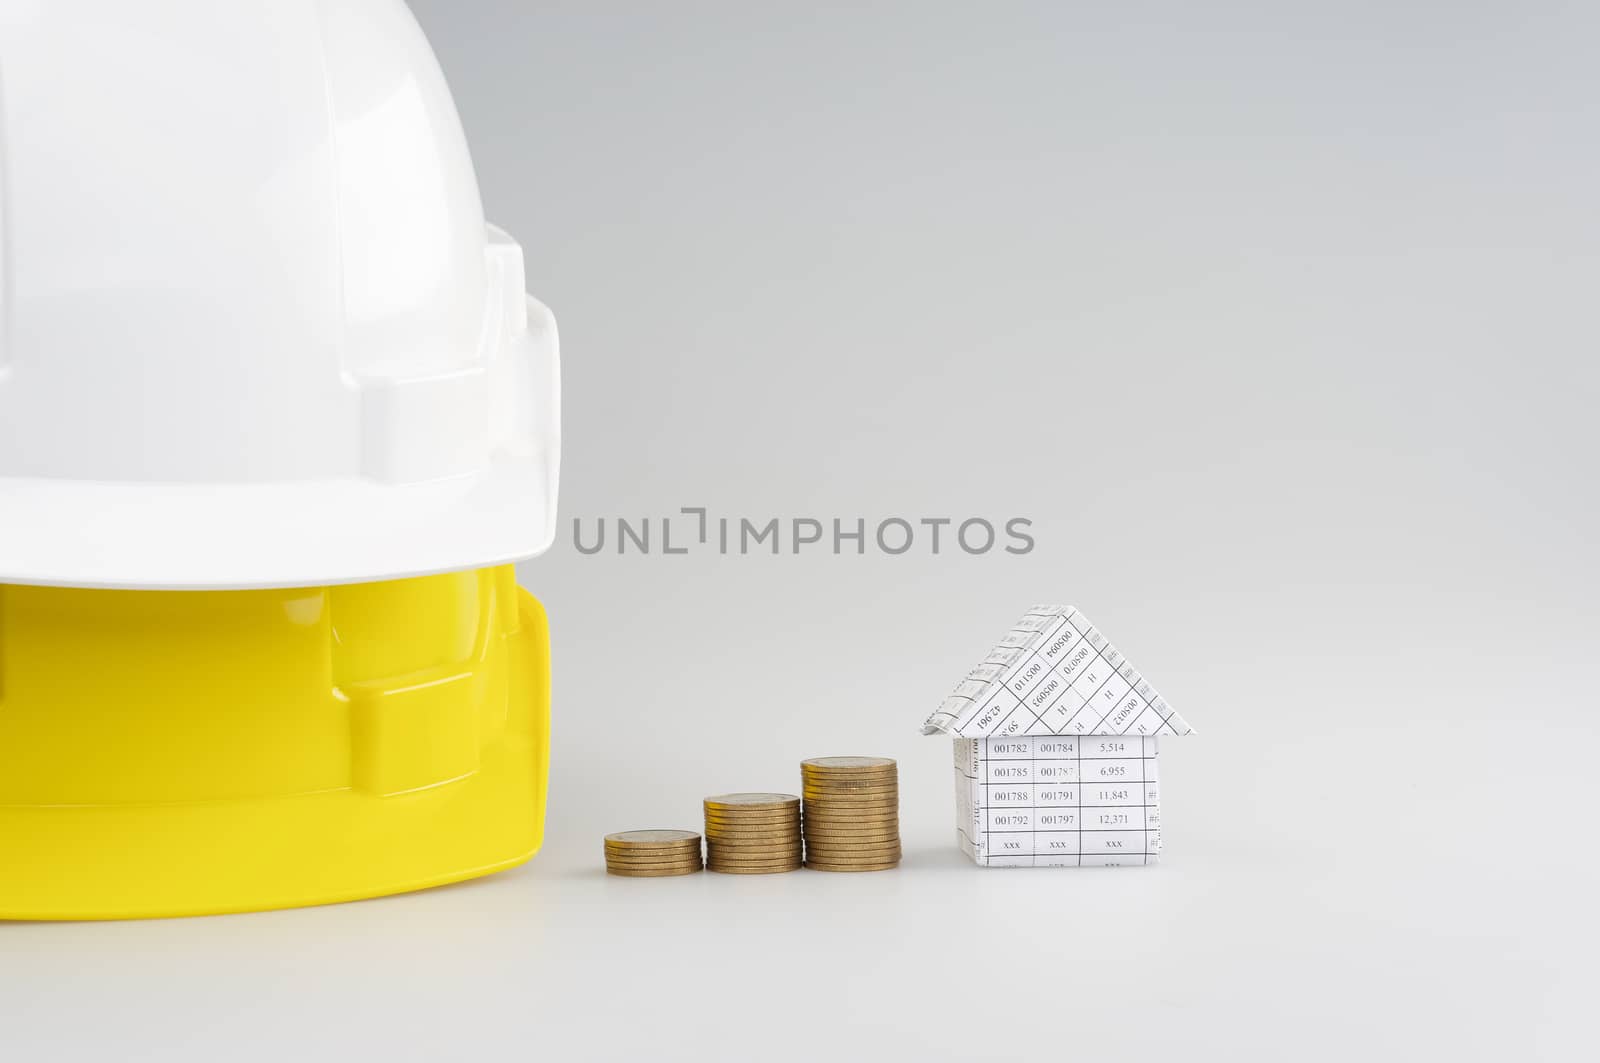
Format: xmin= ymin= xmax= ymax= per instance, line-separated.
xmin=923 ymin=605 xmax=1194 ymax=739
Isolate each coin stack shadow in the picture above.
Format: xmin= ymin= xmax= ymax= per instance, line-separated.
xmin=702 ymin=793 xmax=803 ymax=874
xmin=801 ymin=757 xmax=901 ymax=871
xmin=603 ymin=830 xmax=704 ymax=876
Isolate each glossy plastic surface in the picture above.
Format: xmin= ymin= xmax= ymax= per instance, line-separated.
xmin=0 ymin=566 xmax=550 ymax=919
xmin=0 ymin=0 xmax=560 ymax=589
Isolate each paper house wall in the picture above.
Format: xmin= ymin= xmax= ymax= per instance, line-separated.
xmin=922 ymin=605 xmax=1193 ymax=868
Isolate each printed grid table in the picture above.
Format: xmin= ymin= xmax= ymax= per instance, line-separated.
xmin=953 ymin=734 xmax=1161 ymax=866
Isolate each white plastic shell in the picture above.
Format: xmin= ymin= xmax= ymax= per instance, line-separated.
xmin=0 ymin=0 xmax=559 ymax=589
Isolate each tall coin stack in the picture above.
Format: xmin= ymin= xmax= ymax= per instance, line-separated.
xmin=801 ymin=757 xmax=901 ymax=871
xmin=702 ymin=793 xmax=803 ymax=874
xmin=603 ymin=830 xmax=704 ymax=876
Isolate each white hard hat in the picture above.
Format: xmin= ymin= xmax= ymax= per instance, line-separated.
xmin=0 ymin=0 xmax=560 ymax=589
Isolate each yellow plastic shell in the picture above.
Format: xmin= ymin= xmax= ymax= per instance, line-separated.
xmin=0 ymin=565 xmax=550 ymax=920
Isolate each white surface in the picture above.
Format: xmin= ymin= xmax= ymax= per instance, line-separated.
xmin=0 ymin=728 xmax=1585 ymax=1062
xmin=0 ymin=0 xmax=560 ymax=588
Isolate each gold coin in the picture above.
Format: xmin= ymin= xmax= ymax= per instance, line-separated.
xmin=802 ymin=789 xmax=898 ymax=799
xmin=803 ymin=801 xmax=896 ymax=808
xmin=707 ymin=865 xmax=800 ymax=875
xmin=604 ymin=846 xmax=703 ymax=856
xmin=804 ymin=798 xmax=896 ymax=806
xmin=703 ymin=810 xmax=800 ymax=822
xmin=705 ymin=846 xmax=803 ymax=858
xmin=802 ymin=817 xmax=898 ymax=827
xmin=707 ymin=835 xmax=801 ymax=845
xmin=604 ymin=829 xmax=702 ymax=847
xmin=804 ymin=860 xmax=899 ymax=872
xmin=703 ymin=792 xmax=800 ymax=810
xmin=703 ymin=817 xmax=799 ymax=830
xmin=804 ymin=851 xmax=902 ymax=863
xmin=700 ymin=816 xmax=800 ymax=826
xmin=803 ymin=820 xmax=897 ymax=831
xmin=703 ymin=820 xmax=801 ymax=830
xmin=802 ymin=821 xmax=898 ymax=831
xmin=803 ymin=834 xmax=900 ymax=846
xmin=604 ymin=839 xmax=701 ymax=850
xmin=803 ymin=784 xmax=896 ymax=795
xmin=707 ymin=850 xmax=804 ymax=862
xmin=801 ymin=756 xmax=895 ymax=771
xmin=606 ymin=865 xmax=703 ymax=877
xmin=803 ymin=770 xmax=897 ymax=781
xmin=801 ymin=769 xmax=897 ymax=781
xmin=605 ymin=851 xmax=704 ymax=863
xmin=802 ymin=774 xmax=898 ymax=786
xmin=703 ymin=832 xmax=801 ymax=842
xmin=705 ymin=816 xmax=800 ymax=825
xmin=704 ymin=845 xmax=800 ymax=858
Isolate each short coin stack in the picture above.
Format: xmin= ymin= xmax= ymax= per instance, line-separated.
xmin=801 ymin=756 xmax=901 ymax=871
xmin=603 ymin=829 xmax=703 ymax=876
xmin=702 ymin=793 xmax=803 ymax=874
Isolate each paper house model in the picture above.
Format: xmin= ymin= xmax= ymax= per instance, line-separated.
xmin=922 ymin=605 xmax=1193 ymax=867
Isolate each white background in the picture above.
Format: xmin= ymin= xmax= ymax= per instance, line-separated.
xmin=3 ymin=2 xmax=1594 ymax=1059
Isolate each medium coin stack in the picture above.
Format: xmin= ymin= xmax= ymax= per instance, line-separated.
xmin=603 ymin=829 xmax=704 ymax=876
xmin=801 ymin=756 xmax=901 ymax=871
xmin=702 ymin=793 xmax=803 ymax=874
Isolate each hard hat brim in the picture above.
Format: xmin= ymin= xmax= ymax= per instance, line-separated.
xmin=0 ymin=452 xmax=558 ymax=589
